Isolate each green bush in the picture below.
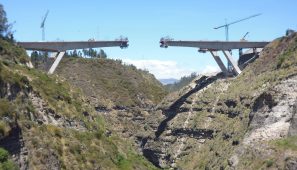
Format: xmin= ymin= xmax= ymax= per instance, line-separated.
xmin=0 ymin=160 xmax=18 ymax=170
xmin=0 ymin=99 xmax=14 ymax=117
xmin=0 ymin=148 xmax=17 ymax=170
xmin=0 ymin=148 xmax=9 ymax=162
xmin=0 ymin=38 xmax=29 ymax=64
xmin=265 ymin=159 xmax=274 ymax=167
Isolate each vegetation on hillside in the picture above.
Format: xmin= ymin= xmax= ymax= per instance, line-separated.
xmin=0 ymin=148 xmax=17 ymax=169
xmin=0 ymin=37 xmax=158 ymax=169
xmin=176 ymin=33 xmax=297 ymax=169
xmin=56 ymin=57 xmax=167 ymax=108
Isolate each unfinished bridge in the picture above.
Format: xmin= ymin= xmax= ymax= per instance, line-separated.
xmin=160 ymin=38 xmax=270 ymax=76
xmin=17 ymin=38 xmax=129 ymax=74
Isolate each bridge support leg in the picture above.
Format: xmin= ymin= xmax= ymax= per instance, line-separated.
xmin=222 ymin=50 xmax=241 ymax=75
xmin=209 ymin=51 xmax=229 ymax=76
xmin=48 ymin=51 xmax=65 ymax=74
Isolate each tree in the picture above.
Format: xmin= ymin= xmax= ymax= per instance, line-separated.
xmin=0 ymin=4 xmax=11 ymax=38
xmin=82 ymin=48 xmax=106 ymax=59
xmin=31 ymin=51 xmax=39 ymax=67
xmin=88 ymin=48 xmax=97 ymax=58
xmin=71 ymin=49 xmax=78 ymax=57
xmin=82 ymin=49 xmax=88 ymax=57
xmin=77 ymin=50 xmax=82 ymax=57
xmin=99 ymin=49 xmax=107 ymax=58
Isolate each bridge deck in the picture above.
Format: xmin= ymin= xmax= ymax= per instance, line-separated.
xmin=17 ymin=40 xmax=128 ymax=52
xmin=160 ymin=40 xmax=270 ymax=50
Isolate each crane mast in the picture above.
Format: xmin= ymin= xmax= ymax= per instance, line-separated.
xmin=214 ymin=13 xmax=261 ymax=41
xmin=214 ymin=13 xmax=261 ymax=71
xmin=40 ymin=10 xmax=49 ymax=41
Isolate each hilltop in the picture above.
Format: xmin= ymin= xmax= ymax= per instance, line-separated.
xmin=56 ymin=57 xmax=167 ymax=109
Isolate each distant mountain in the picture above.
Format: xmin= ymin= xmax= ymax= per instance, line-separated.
xmin=159 ymin=78 xmax=178 ymax=85
xmin=164 ymin=73 xmax=197 ymax=92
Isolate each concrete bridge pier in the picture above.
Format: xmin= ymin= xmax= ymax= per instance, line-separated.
xmin=222 ymin=51 xmax=242 ymax=75
xmin=48 ymin=51 xmax=65 ymax=74
xmin=209 ymin=51 xmax=229 ymax=76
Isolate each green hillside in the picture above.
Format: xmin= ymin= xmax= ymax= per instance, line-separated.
xmin=56 ymin=57 xmax=167 ymax=108
xmin=0 ymin=38 xmax=158 ymax=170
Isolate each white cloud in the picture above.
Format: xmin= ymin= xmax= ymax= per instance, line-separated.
xmin=201 ymin=65 xmax=220 ymax=74
xmin=122 ymin=59 xmax=195 ymax=79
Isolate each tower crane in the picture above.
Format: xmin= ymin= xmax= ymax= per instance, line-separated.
xmin=214 ymin=13 xmax=261 ymax=71
xmin=40 ymin=10 xmax=49 ymax=41
xmin=214 ymin=13 xmax=261 ymax=41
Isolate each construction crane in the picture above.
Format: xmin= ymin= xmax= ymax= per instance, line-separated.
xmin=214 ymin=13 xmax=261 ymax=41
xmin=40 ymin=10 xmax=49 ymax=41
xmin=241 ymin=32 xmax=249 ymax=41
xmin=214 ymin=13 xmax=261 ymax=71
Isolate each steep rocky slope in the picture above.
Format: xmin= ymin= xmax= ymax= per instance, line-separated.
xmin=54 ymin=57 xmax=168 ymax=153
xmin=142 ymin=33 xmax=297 ymax=169
xmin=0 ymin=38 xmax=157 ymax=170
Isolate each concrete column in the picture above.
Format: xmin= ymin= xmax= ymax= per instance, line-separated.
xmin=48 ymin=51 xmax=65 ymax=74
xmin=209 ymin=51 xmax=229 ymax=76
xmin=222 ymin=50 xmax=241 ymax=75
xmin=26 ymin=61 xmax=34 ymax=68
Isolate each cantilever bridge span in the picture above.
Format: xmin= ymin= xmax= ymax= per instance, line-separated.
xmin=17 ymin=39 xmax=128 ymax=74
xmin=160 ymin=38 xmax=270 ymax=76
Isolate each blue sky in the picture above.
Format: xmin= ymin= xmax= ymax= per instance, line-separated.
xmin=2 ymin=0 xmax=297 ymax=79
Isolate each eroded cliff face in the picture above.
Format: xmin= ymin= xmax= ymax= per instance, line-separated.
xmin=142 ymin=73 xmax=224 ymax=168
xmin=140 ymin=33 xmax=297 ymax=169
xmin=229 ymin=75 xmax=297 ymax=169
xmin=142 ymin=74 xmax=235 ymax=169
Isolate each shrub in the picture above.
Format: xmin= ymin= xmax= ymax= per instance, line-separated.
xmin=0 ymin=99 xmax=14 ymax=117
xmin=0 ymin=148 xmax=9 ymax=162
xmin=0 ymin=160 xmax=18 ymax=170
xmin=0 ymin=121 xmax=10 ymax=137
xmin=265 ymin=159 xmax=274 ymax=167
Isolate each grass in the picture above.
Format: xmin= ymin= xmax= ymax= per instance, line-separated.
xmin=0 ymin=39 xmax=159 ymax=169
xmin=273 ymin=136 xmax=297 ymax=151
xmin=0 ymin=99 xmax=14 ymax=117
xmin=265 ymin=159 xmax=274 ymax=167
xmin=24 ymin=124 xmax=158 ymax=169
xmin=175 ymin=33 xmax=297 ymax=169
xmin=0 ymin=38 xmax=29 ymax=65
xmin=0 ymin=121 xmax=11 ymax=138
xmin=0 ymin=148 xmax=17 ymax=170
xmin=56 ymin=57 xmax=167 ymax=108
